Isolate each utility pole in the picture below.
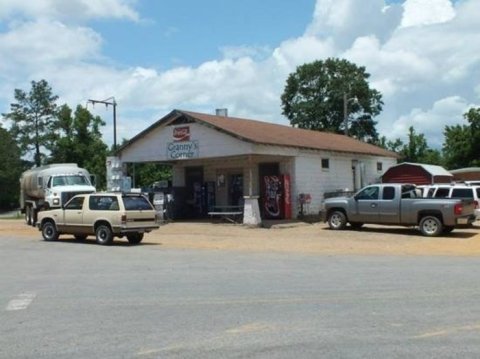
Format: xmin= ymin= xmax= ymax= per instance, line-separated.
xmin=87 ymin=97 xmax=117 ymax=151
xmin=343 ymin=93 xmax=358 ymax=137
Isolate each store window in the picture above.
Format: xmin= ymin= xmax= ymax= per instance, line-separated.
xmin=377 ymin=162 xmax=383 ymax=172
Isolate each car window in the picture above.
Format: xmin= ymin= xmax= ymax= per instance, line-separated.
xmin=122 ymin=196 xmax=153 ymax=210
xmin=451 ymin=188 xmax=473 ymax=198
xmin=65 ymin=196 xmax=84 ymax=210
xmin=356 ymin=186 xmax=379 ymax=200
xmin=383 ymin=187 xmax=395 ymax=200
xmin=476 ymin=188 xmax=480 ymax=198
xmin=427 ymin=188 xmax=435 ymax=197
xmin=89 ymin=196 xmax=120 ymax=211
xmin=434 ymin=187 xmax=450 ymax=198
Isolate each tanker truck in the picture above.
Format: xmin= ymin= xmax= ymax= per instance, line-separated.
xmin=20 ymin=163 xmax=96 ymax=226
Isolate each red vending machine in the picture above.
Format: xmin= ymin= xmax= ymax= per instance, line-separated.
xmin=262 ymin=175 xmax=291 ymax=219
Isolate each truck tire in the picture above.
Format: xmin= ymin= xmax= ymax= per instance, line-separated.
xmin=25 ymin=208 xmax=31 ymax=226
xmin=127 ymin=233 xmax=144 ymax=244
xmin=95 ymin=224 xmax=113 ymax=245
xmin=25 ymin=206 xmax=32 ymax=226
xmin=419 ymin=216 xmax=443 ymax=237
xmin=328 ymin=210 xmax=347 ymax=230
xmin=42 ymin=221 xmax=59 ymax=241
xmin=31 ymin=209 xmax=38 ymax=227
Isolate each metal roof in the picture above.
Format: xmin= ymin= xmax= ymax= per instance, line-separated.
xmin=396 ymin=162 xmax=453 ymax=177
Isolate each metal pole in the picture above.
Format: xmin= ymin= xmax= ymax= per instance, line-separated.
xmin=87 ymin=97 xmax=117 ymax=151
xmin=113 ymin=99 xmax=117 ymax=151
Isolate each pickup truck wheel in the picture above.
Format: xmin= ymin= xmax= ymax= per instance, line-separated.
xmin=419 ymin=216 xmax=443 ymax=237
xmin=42 ymin=221 xmax=59 ymax=241
xmin=95 ymin=224 xmax=113 ymax=245
xmin=328 ymin=211 xmax=347 ymax=230
xmin=127 ymin=233 xmax=144 ymax=244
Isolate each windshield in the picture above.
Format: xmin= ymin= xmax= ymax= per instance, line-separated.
xmin=51 ymin=175 xmax=90 ymax=187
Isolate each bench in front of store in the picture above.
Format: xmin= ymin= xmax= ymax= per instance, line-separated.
xmin=208 ymin=205 xmax=243 ymax=223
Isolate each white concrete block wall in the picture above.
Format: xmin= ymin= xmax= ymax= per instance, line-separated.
xmin=292 ymin=151 xmax=397 ymax=217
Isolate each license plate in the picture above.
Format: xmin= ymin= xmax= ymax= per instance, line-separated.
xmin=457 ymin=218 xmax=470 ymax=225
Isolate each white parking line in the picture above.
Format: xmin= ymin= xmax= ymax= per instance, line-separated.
xmin=6 ymin=292 xmax=36 ymax=311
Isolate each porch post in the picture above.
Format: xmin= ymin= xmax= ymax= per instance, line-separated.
xmin=243 ymin=155 xmax=261 ymax=226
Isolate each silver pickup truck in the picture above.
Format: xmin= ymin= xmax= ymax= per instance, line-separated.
xmin=323 ymin=184 xmax=475 ymax=236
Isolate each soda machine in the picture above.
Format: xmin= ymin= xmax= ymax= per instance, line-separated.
xmin=261 ymin=174 xmax=291 ymax=219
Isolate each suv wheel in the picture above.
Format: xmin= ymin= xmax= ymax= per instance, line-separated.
xmin=95 ymin=224 xmax=113 ymax=245
xmin=127 ymin=233 xmax=144 ymax=244
xmin=419 ymin=216 xmax=443 ymax=237
xmin=42 ymin=221 xmax=59 ymax=241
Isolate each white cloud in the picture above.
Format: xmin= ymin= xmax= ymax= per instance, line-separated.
xmin=401 ymin=0 xmax=455 ymax=28
xmin=306 ymin=0 xmax=403 ymax=47
xmin=0 ymin=20 xmax=102 ymax=75
xmin=390 ymin=96 xmax=473 ymax=148
xmin=1 ymin=0 xmax=480 ymax=150
xmin=0 ymin=0 xmax=139 ymax=21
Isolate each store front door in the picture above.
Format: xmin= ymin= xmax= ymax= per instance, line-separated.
xmin=185 ymin=166 xmax=204 ymax=218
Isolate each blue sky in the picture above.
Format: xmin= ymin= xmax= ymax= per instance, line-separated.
xmin=0 ymin=0 xmax=478 ymax=151
xmin=95 ymin=0 xmax=316 ymax=69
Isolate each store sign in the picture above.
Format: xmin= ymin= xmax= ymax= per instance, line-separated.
xmin=167 ymin=141 xmax=199 ymax=159
xmin=173 ymin=126 xmax=190 ymax=141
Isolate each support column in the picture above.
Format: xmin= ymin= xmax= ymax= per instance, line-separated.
xmin=243 ymin=155 xmax=261 ymax=226
xmin=243 ymin=196 xmax=261 ymax=226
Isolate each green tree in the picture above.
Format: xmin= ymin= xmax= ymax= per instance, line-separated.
xmin=378 ymin=128 xmax=443 ymax=165
xmin=126 ymin=163 xmax=172 ymax=189
xmin=443 ymin=124 xmax=472 ymax=169
xmin=0 ymin=126 xmax=23 ymax=210
xmin=401 ymin=126 xmax=428 ymax=162
xmin=2 ymin=80 xmax=58 ymax=166
xmin=49 ymin=105 xmax=108 ymax=189
xmin=443 ymin=107 xmax=480 ymax=169
xmin=377 ymin=136 xmax=404 ymax=153
xmin=281 ymin=58 xmax=383 ymax=142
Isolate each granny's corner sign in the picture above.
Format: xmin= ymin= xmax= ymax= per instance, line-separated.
xmin=167 ymin=141 xmax=199 ymax=159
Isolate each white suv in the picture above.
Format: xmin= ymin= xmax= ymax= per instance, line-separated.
xmin=424 ymin=185 xmax=480 ymax=219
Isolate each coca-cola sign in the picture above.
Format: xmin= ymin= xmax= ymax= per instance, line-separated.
xmin=173 ymin=126 xmax=190 ymax=141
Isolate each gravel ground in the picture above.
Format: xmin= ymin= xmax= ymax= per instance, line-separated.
xmin=2 ymin=218 xmax=480 ymax=256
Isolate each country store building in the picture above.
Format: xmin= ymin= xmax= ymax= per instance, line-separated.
xmin=115 ymin=109 xmax=398 ymax=224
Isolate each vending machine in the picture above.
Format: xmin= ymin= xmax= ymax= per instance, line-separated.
xmin=261 ymin=174 xmax=291 ymax=219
